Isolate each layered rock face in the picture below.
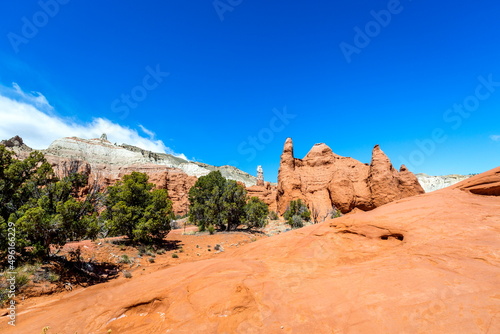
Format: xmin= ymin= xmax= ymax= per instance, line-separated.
xmin=277 ymin=138 xmax=424 ymax=216
xmin=46 ymin=137 xmax=257 ymax=186
xmin=416 ymin=173 xmax=472 ymax=192
xmin=2 ymin=136 xmax=236 ymax=216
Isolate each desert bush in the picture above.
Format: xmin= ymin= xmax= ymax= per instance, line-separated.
xmin=290 ymin=215 xmax=304 ymax=229
xmin=15 ymin=272 xmax=30 ymax=288
xmin=207 ymin=224 xmax=215 ymax=235
xmin=0 ymin=264 xmax=35 ymax=293
xmin=330 ymin=207 xmax=342 ymax=219
xmin=188 ymin=171 xmax=247 ymax=231
xmin=172 ymin=253 xmax=179 ymax=258
xmin=244 ymin=197 xmax=269 ymax=229
xmin=283 ymin=199 xmax=310 ymax=228
xmin=0 ymin=147 xmax=102 ymax=261
xmin=118 ymin=254 xmax=131 ymax=264
xmin=47 ymin=271 xmax=60 ymax=283
xmin=268 ymin=211 xmax=279 ymax=220
xmin=103 ymin=172 xmax=174 ymax=244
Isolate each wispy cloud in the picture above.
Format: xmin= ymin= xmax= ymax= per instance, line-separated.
xmin=490 ymin=135 xmax=500 ymax=142
xmin=0 ymin=82 xmax=187 ymax=159
xmin=138 ymin=124 xmax=156 ymax=139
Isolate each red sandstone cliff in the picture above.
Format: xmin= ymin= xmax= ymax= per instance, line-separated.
xmin=276 ymin=138 xmax=424 ymax=217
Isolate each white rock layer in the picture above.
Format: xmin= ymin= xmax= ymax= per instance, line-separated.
xmin=44 ymin=137 xmax=257 ymax=186
xmin=416 ymin=173 xmax=472 ymax=192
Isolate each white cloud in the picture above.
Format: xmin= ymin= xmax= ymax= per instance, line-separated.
xmin=0 ymin=82 xmax=188 ymax=160
xmin=138 ymin=124 xmax=156 ymax=139
xmin=490 ymin=135 xmax=500 ymax=142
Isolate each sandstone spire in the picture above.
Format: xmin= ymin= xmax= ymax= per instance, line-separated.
xmin=256 ymin=165 xmax=264 ymax=186
xmin=276 ymin=139 xmax=425 ymax=216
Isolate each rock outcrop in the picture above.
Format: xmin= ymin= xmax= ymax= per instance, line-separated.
xmin=246 ymin=182 xmax=278 ymax=212
xmin=452 ymin=166 xmax=500 ymax=196
xmin=0 ymin=135 xmax=32 ymax=156
xmin=416 ymin=173 xmax=473 ymax=192
xmin=277 ymin=138 xmax=424 ymax=216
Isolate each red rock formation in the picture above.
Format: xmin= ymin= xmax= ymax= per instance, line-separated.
xmin=246 ymin=182 xmax=278 ymax=212
xmin=452 ymin=166 xmax=500 ymax=196
xmin=106 ymin=165 xmax=197 ymax=216
xmin=277 ymin=138 xmax=424 ymax=216
xmin=35 ymin=156 xmax=197 ymax=216
xmin=85 ymin=164 xmax=196 ymax=216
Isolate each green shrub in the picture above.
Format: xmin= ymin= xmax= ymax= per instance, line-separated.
xmin=15 ymin=273 xmax=30 ymax=289
xmin=1 ymin=264 xmax=41 ymax=293
xmin=172 ymin=253 xmax=179 ymax=258
xmin=244 ymin=197 xmax=269 ymax=229
xmin=103 ymin=172 xmax=174 ymax=244
xmin=47 ymin=272 xmax=60 ymax=283
xmin=330 ymin=207 xmax=342 ymax=219
xmin=290 ymin=215 xmax=304 ymax=229
xmin=268 ymin=211 xmax=279 ymax=220
xmin=188 ymin=171 xmax=247 ymax=231
xmin=283 ymin=199 xmax=311 ymax=228
xmin=208 ymin=225 xmax=215 ymax=235
xmin=0 ymin=147 xmax=102 ymax=261
xmin=118 ymin=254 xmax=131 ymax=264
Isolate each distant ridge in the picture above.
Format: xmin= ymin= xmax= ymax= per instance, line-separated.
xmin=2 ymin=135 xmax=258 ymax=187
xmin=416 ymin=173 xmax=473 ymax=192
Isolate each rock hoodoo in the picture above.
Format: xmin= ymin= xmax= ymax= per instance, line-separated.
xmin=256 ymin=165 xmax=264 ymax=186
xmin=276 ymin=138 xmax=424 ymax=217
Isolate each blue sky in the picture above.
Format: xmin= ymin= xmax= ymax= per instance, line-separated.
xmin=0 ymin=0 xmax=499 ymax=182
